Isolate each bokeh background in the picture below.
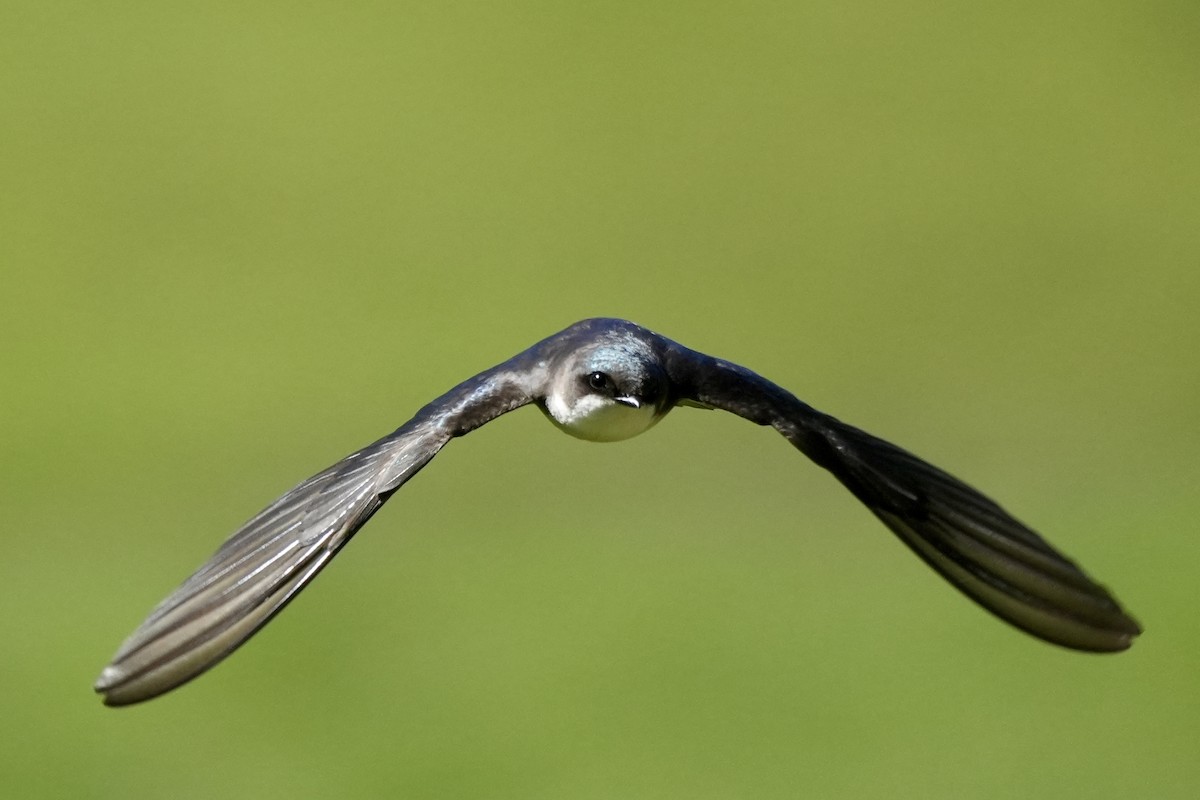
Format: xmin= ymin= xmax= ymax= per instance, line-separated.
xmin=4 ymin=2 xmax=1197 ymax=798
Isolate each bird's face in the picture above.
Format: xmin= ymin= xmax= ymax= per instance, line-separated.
xmin=543 ymin=341 xmax=669 ymax=442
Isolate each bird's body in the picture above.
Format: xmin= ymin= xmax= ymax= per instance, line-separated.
xmin=95 ymin=318 xmax=1140 ymax=706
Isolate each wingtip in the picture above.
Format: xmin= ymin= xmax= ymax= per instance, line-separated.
xmin=93 ymin=664 xmax=125 ymax=705
xmin=1071 ymin=614 xmax=1142 ymax=653
xmin=1112 ymin=613 xmax=1144 ymax=650
xmin=94 ymin=664 xmax=118 ymax=690
xmin=93 ymin=665 xmax=166 ymax=707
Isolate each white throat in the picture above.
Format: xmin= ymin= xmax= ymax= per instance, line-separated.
xmin=545 ymin=393 xmax=662 ymax=442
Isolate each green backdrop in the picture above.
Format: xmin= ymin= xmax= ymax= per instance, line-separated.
xmin=4 ymin=2 xmax=1196 ymax=798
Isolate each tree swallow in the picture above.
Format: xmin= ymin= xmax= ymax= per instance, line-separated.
xmin=95 ymin=318 xmax=1140 ymax=706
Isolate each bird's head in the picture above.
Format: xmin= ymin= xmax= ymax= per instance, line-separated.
xmin=543 ymin=336 xmax=670 ymax=442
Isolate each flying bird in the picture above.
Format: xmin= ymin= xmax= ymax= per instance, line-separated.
xmin=95 ymin=318 xmax=1140 ymax=706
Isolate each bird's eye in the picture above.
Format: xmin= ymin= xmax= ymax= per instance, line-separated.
xmin=587 ymin=371 xmax=613 ymax=392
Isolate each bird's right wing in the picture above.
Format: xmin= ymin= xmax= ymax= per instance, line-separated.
xmin=95 ymin=354 xmax=544 ymax=706
xmin=94 ymin=423 xmax=447 ymax=706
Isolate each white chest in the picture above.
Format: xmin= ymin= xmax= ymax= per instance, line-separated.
xmin=544 ymin=394 xmax=662 ymax=442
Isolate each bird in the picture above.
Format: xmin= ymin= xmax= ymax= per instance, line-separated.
xmin=94 ymin=318 xmax=1140 ymax=706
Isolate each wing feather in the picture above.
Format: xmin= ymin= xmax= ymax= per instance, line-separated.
xmin=812 ymin=418 xmax=1141 ymax=650
xmin=666 ymin=344 xmax=1140 ymax=651
xmin=96 ymin=351 xmax=543 ymax=706
xmin=94 ymin=427 xmax=444 ymax=706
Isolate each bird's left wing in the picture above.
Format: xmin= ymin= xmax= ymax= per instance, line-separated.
xmin=662 ymin=342 xmax=1141 ymax=653
xmin=95 ymin=362 xmax=540 ymax=706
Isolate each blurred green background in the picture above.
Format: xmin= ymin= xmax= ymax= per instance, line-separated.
xmin=3 ymin=2 xmax=1197 ymax=798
